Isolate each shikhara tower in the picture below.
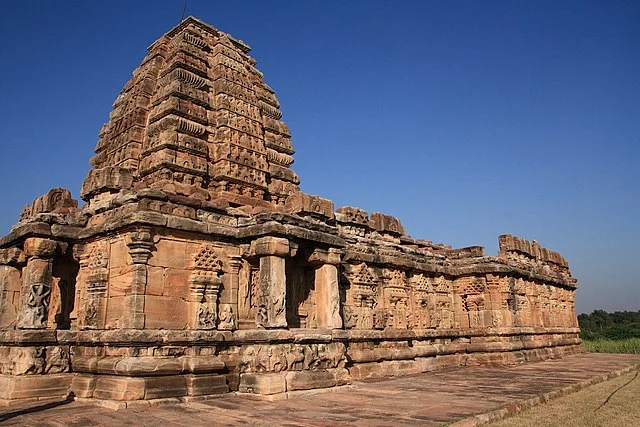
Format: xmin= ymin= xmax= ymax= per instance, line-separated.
xmin=0 ymin=17 xmax=580 ymax=404
xmin=82 ymin=17 xmax=300 ymax=210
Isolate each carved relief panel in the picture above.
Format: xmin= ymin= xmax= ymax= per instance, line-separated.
xmin=80 ymin=243 xmax=109 ymax=329
xmin=190 ymin=244 xmax=225 ymax=329
xmin=381 ymin=268 xmax=409 ymax=329
xmin=342 ymin=263 xmax=379 ymax=329
xmin=409 ymin=273 xmax=433 ymax=329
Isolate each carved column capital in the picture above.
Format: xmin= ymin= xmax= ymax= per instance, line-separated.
xmin=250 ymin=236 xmax=292 ymax=257
xmin=23 ymin=238 xmax=58 ymax=259
xmin=308 ymin=247 xmax=342 ymax=265
xmin=228 ymin=255 xmax=243 ymax=274
xmin=126 ymin=228 xmax=154 ymax=264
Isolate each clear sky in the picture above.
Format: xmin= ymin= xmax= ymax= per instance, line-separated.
xmin=0 ymin=1 xmax=638 ymax=314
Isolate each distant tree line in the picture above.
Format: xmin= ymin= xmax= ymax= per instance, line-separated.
xmin=578 ymin=310 xmax=640 ymax=340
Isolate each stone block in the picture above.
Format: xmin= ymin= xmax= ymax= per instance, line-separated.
xmin=369 ymin=212 xmax=405 ymax=236
xmin=144 ymin=375 xmax=188 ymax=399
xmin=108 ymin=265 xmax=139 ymax=296
xmin=93 ymin=376 xmax=145 ymax=400
xmin=113 ymin=357 xmax=184 ymax=376
xmin=185 ymin=374 xmax=229 ymax=396
xmin=146 ymin=266 xmax=164 ymax=296
xmin=166 ymin=216 xmax=207 ymax=233
xmin=239 ymin=373 xmax=286 ymax=395
xmin=251 ymin=237 xmax=290 ymax=257
xmin=108 ymin=239 xmax=130 ymax=269
xmin=144 ymin=295 xmax=188 ymax=329
xmin=0 ymin=373 xmax=72 ymax=400
xmin=335 ymin=206 xmax=369 ymax=226
xmin=415 ymin=357 xmax=439 ymax=372
xmin=162 ymin=269 xmax=190 ymax=299
xmin=70 ymin=374 xmax=97 ymax=398
xmin=285 ymin=370 xmax=336 ymax=391
xmin=105 ymin=296 xmax=125 ymax=329
xmin=348 ymin=362 xmax=386 ymax=380
xmin=148 ymin=239 xmax=187 ymax=269
xmin=181 ymin=356 xmax=225 ymax=374
xmin=331 ymin=368 xmax=352 ymax=386
xmin=287 ymin=192 xmax=334 ymax=220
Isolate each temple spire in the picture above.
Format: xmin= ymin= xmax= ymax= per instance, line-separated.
xmin=81 ymin=17 xmax=300 ymax=209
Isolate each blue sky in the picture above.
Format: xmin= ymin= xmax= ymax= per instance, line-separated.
xmin=0 ymin=1 xmax=638 ymax=314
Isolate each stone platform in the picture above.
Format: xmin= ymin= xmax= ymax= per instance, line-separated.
xmin=1 ymin=353 xmax=638 ymax=426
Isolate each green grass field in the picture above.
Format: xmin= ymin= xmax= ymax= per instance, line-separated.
xmin=582 ymin=337 xmax=640 ymax=354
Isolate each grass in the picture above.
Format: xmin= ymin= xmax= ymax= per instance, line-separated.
xmin=487 ymin=370 xmax=640 ymax=427
xmin=582 ymin=337 xmax=640 ymax=354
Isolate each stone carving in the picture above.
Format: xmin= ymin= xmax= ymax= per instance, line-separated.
xmin=20 ymin=188 xmax=78 ymax=222
xmin=190 ymin=245 xmax=224 ymax=329
xmin=239 ymin=343 xmax=346 ymax=373
xmin=44 ymin=346 xmax=70 ymax=374
xmin=218 ymin=304 xmax=237 ymax=330
xmin=24 ymin=283 xmax=51 ymax=327
xmin=11 ymin=347 xmax=45 ymax=375
xmin=127 ymin=228 xmax=154 ymax=265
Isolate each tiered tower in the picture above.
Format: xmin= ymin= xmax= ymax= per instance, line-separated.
xmin=81 ymin=17 xmax=299 ymax=209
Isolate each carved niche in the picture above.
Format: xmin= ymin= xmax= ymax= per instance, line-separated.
xmin=83 ymin=244 xmax=109 ymax=329
xmin=431 ymin=275 xmax=454 ymax=329
xmin=382 ymin=268 xmax=409 ymax=329
xmin=343 ymin=263 xmax=379 ymax=329
xmin=460 ymin=277 xmax=487 ymax=328
xmin=409 ymin=273 xmax=433 ymax=329
xmin=190 ymin=245 xmax=224 ymax=329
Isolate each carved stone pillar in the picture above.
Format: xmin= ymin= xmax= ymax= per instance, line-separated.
xmin=219 ymin=255 xmax=241 ymax=331
xmin=309 ymin=248 xmax=342 ymax=329
xmin=251 ymin=237 xmax=290 ymax=328
xmin=17 ymin=238 xmax=58 ymax=329
xmin=122 ymin=228 xmax=153 ymax=329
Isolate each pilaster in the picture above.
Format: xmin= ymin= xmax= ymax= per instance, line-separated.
xmin=122 ymin=228 xmax=153 ymax=329
xmin=251 ymin=237 xmax=291 ymax=328
xmin=17 ymin=238 xmax=58 ymax=329
xmin=309 ymin=248 xmax=342 ymax=329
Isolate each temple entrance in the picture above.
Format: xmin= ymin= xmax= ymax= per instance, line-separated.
xmin=285 ymin=250 xmax=317 ymax=328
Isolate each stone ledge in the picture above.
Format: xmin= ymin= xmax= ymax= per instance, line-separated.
xmin=0 ymin=327 xmax=581 ymax=346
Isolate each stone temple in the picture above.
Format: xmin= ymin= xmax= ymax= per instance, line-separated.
xmin=0 ymin=17 xmax=581 ymax=404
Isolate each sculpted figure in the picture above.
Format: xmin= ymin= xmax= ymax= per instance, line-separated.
xmin=218 ymin=304 xmax=237 ymax=330
xmin=12 ymin=347 xmax=45 ymax=375
xmin=239 ymin=346 xmax=256 ymax=373
xmin=256 ymin=306 xmax=268 ymax=327
xmin=269 ymin=347 xmax=288 ymax=373
xmin=254 ymin=346 xmax=269 ymax=373
xmin=197 ymin=305 xmax=217 ymax=329
xmin=303 ymin=345 xmax=317 ymax=370
xmin=44 ymin=346 xmax=70 ymax=374
xmin=285 ymin=345 xmax=305 ymax=371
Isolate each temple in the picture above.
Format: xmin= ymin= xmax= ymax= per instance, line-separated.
xmin=0 ymin=17 xmax=580 ymax=405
